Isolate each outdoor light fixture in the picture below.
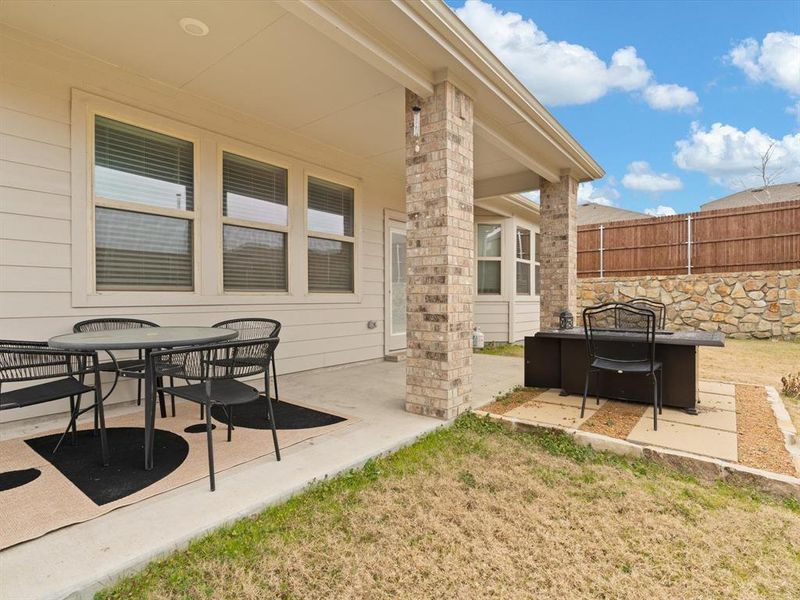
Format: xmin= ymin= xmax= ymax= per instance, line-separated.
xmin=179 ymin=17 xmax=210 ymax=37
xmin=559 ymin=310 xmax=574 ymax=330
xmin=411 ymin=105 xmax=421 ymax=153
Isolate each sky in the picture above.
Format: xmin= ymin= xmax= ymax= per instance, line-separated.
xmin=447 ymin=0 xmax=800 ymax=215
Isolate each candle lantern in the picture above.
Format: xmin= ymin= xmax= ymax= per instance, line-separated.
xmin=559 ymin=310 xmax=574 ymax=330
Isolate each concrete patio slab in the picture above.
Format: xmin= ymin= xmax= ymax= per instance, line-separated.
xmin=534 ymin=389 xmax=608 ymax=410
xmin=698 ymin=390 xmax=737 ymax=412
xmin=0 ymin=354 xmax=520 ymax=600
xmin=642 ymin=405 xmax=738 ymax=432
xmin=627 ymin=418 xmax=738 ymax=462
xmin=699 ymin=381 xmax=736 ymax=396
xmin=505 ymin=398 xmax=602 ymax=429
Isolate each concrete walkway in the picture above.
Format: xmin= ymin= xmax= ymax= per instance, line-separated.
xmin=0 ymin=354 xmax=520 ymax=600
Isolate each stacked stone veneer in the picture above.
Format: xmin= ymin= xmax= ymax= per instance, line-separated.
xmin=578 ymin=270 xmax=800 ymax=339
xmin=404 ymin=82 xmax=474 ymax=419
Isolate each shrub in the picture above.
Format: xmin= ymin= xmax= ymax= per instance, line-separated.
xmin=781 ymin=372 xmax=800 ymax=398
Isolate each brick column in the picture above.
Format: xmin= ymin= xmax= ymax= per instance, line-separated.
xmin=405 ymin=81 xmax=474 ymax=419
xmin=539 ymin=173 xmax=578 ymax=329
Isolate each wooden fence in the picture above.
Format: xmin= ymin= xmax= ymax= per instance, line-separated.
xmin=577 ymin=199 xmax=800 ymax=278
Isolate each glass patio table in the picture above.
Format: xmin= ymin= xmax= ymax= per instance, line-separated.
xmin=49 ymin=326 xmax=238 ymax=470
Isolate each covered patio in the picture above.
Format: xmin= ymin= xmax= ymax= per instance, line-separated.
xmin=0 ymin=354 xmax=521 ymax=599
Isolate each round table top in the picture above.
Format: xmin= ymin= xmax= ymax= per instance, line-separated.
xmin=49 ymin=326 xmax=238 ymax=350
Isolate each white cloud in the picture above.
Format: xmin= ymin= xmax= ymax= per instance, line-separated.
xmin=621 ymin=161 xmax=683 ymax=192
xmin=644 ymin=205 xmax=677 ymax=217
xmin=642 ymin=84 xmax=699 ymax=111
xmin=522 ymin=179 xmax=620 ymax=206
xmin=728 ymin=32 xmax=800 ymax=95
xmin=673 ymin=122 xmax=800 ymax=188
xmin=787 ymin=100 xmax=800 ymax=123
xmin=454 ymin=0 xmax=696 ymax=109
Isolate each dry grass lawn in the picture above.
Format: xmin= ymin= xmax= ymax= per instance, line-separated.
xmin=100 ymin=417 xmax=800 ymax=600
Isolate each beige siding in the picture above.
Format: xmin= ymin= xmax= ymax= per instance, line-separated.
xmin=513 ymin=299 xmax=540 ymax=341
xmin=475 ymin=301 xmax=508 ymax=343
xmin=0 ymin=29 xmax=405 ymax=421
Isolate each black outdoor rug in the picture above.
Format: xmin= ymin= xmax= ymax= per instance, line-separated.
xmin=25 ymin=427 xmax=189 ymax=506
xmin=211 ymin=397 xmax=346 ymax=430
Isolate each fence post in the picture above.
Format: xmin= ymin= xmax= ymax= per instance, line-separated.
xmin=599 ymin=225 xmax=604 ymax=278
xmin=686 ymin=214 xmax=692 ymax=275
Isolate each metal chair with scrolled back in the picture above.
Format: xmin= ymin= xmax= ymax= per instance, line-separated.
xmin=627 ymin=298 xmax=667 ymax=330
xmin=0 ymin=340 xmax=109 ymax=465
xmin=150 ymin=337 xmax=281 ymax=491
xmin=582 ymin=303 xmax=663 ymax=430
xmin=73 ymin=318 xmax=172 ymax=419
xmin=212 ymin=318 xmax=282 ymax=409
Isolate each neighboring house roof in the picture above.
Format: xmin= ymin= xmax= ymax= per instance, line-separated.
xmin=700 ymin=182 xmax=800 ymax=211
xmin=577 ymin=203 xmax=645 ymax=226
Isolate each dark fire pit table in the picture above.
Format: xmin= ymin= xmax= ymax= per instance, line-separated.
xmin=49 ymin=326 xmax=238 ymax=470
xmin=524 ymin=328 xmax=725 ymax=414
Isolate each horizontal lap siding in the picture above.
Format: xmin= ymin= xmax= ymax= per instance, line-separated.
xmin=513 ymin=299 xmax=539 ymax=341
xmin=0 ymin=32 xmax=403 ymax=422
xmin=475 ymin=301 xmax=508 ymax=343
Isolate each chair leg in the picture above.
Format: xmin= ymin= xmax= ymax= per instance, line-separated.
xmin=170 ymin=376 xmax=176 ymax=417
xmin=136 ymin=378 xmax=142 ymax=407
xmin=271 ymin=356 xmax=279 ymax=403
xmin=652 ymin=374 xmax=658 ymax=431
xmin=266 ymin=378 xmax=281 ymax=462
xmin=658 ymin=370 xmax=663 ymax=414
xmin=156 ymin=377 xmax=167 ymax=418
xmin=200 ymin=403 xmax=204 ymax=420
xmin=227 ymin=406 xmax=233 ymax=442
xmin=68 ymin=395 xmax=77 ymax=446
xmin=595 ymin=371 xmax=601 ymax=405
xmin=205 ymin=402 xmax=216 ymax=492
xmin=581 ymin=370 xmax=590 ymax=418
xmin=53 ymin=399 xmax=81 ymax=455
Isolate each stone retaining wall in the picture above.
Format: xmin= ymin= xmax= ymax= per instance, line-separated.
xmin=578 ymin=270 xmax=800 ymax=339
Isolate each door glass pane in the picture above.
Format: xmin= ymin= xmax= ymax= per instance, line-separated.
xmin=308 ymin=237 xmax=354 ymax=292
xmin=223 ymin=152 xmax=288 ymax=225
xmin=94 ymin=116 xmax=193 ymax=211
xmin=95 ymin=207 xmax=192 ymax=291
xmin=477 ymin=224 xmax=501 ymax=257
xmin=390 ymin=230 xmax=406 ymax=335
xmin=478 ymin=260 xmax=501 ymax=294
xmin=516 ymin=261 xmax=531 ymax=294
xmin=307 ymin=177 xmax=354 ymax=236
xmin=223 ymin=225 xmax=287 ymax=292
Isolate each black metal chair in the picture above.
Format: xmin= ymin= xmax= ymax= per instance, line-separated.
xmin=73 ymin=318 xmax=172 ymax=418
xmin=150 ymin=337 xmax=281 ymax=491
xmin=582 ymin=303 xmax=663 ymax=430
xmin=628 ymin=298 xmax=667 ymax=330
xmin=212 ymin=318 xmax=282 ymax=408
xmin=0 ymin=340 xmax=109 ymax=465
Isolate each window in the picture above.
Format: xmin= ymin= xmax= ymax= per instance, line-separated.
xmin=477 ymin=223 xmax=502 ymax=295
xmin=93 ymin=115 xmax=194 ymax=290
xmin=516 ymin=227 xmax=531 ymax=295
xmin=307 ymin=176 xmax=355 ymax=293
xmin=222 ymin=152 xmax=288 ymax=292
xmin=534 ymin=232 xmax=541 ymax=295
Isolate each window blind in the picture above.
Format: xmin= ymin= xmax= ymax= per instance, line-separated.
xmin=478 ymin=261 xmax=501 ymax=294
xmin=516 ymin=262 xmax=531 ymax=294
xmin=307 ymin=177 xmax=353 ymax=236
xmin=516 ymin=227 xmax=530 ymax=260
xmin=222 ymin=152 xmax=288 ymax=225
xmin=95 ymin=207 xmax=193 ymax=291
xmin=94 ymin=115 xmax=194 ymax=211
xmin=308 ymin=237 xmax=354 ymax=292
xmin=223 ymin=225 xmax=287 ymax=292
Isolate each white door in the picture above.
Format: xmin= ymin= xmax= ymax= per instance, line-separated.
xmin=385 ymin=218 xmax=407 ymax=352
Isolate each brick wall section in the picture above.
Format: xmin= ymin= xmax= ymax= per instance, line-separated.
xmin=404 ymin=82 xmax=474 ymax=419
xmin=578 ymin=270 xmax=800 ymax=339
xmin=539 ymin=174 xmax=579 ymax=329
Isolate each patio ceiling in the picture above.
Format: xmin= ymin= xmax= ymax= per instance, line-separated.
xmin=0 ymin=0 xmax=544 ymax=190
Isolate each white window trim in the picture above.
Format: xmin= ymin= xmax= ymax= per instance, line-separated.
xmin=217 ymin=144 xmax=292 ymax=296
xmin=70 ymin=89 xmax=363 ymax=307
xmin=475 ymin=219 xmax=503 ymax=297
xmin=515 ymin=225 xmax=533 ymax=298
xmin=533 ymin=230 xmax=541 ymax=298
xmin=303 ymin=167 xmax=361 ymax=296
